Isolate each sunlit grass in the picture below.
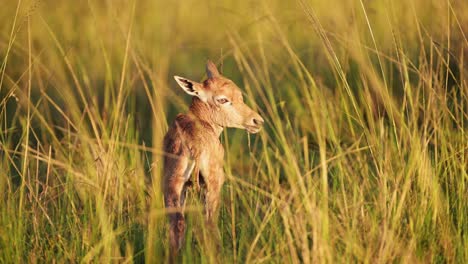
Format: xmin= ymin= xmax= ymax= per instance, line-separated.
xmin=1 ymin=0 xmax=466 ymax=263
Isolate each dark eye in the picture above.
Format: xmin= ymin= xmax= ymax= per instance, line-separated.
xmin=217 ymin=98 xmax=229 ymax=104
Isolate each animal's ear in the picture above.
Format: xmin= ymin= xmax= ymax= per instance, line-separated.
xmin=174 ymin=76 xmax=208 ymax=102
xmin=206 ymin=60 xmax=220 ymax=78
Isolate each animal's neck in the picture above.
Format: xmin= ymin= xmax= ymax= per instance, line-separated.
xmin=188 ymin=97 xmax=224 ymax=137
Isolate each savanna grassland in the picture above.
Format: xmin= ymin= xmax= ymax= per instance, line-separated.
xmin=0 ymin=0 xmax=467 ymax=263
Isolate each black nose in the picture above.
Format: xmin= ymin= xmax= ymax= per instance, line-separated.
xmin=253 ymin=118 xmax=264 ymax=126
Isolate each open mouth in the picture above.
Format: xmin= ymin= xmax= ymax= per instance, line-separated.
xmin=245 ymin=125 xmax=262 ymax=134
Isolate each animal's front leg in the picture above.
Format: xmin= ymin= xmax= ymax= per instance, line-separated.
xmin=197 ymin=147 xmax=225 ymax=259
xmin=204 ymin=166 xmax=225 ymax=225
xmin=205 ymin=184 xmax=221 ymax=222
xmin=198 ymin=166 xmax=225 ymax=260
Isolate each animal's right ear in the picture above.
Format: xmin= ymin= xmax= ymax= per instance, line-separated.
xmin=174 ymin=76 xmax=208 ymax=102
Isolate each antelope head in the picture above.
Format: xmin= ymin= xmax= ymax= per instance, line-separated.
xmin=174 ymin=60 xmax=264 ymax=133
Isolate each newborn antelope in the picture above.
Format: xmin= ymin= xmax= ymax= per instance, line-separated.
xmin=163 ymin=60 xmax=264 ymax=256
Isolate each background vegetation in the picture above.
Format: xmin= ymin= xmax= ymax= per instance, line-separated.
xmin=0 ymin=0 xmax=466 ymax=263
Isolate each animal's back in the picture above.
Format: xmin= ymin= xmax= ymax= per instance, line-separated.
xmin=164 ymin=113 xmax=219 ymax=159
xmin=163 ymin=114 xmax=193 ymax=182
xmin=163 ymin=114 xmax=193 ymax=158
xmin=163 ymin=113 xmax=219 ymax=184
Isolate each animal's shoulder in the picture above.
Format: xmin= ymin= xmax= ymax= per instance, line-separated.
xmin=172 ymin=114 xmax=217 ymax=136
xmin=174 ymin=113 xmax=197 ymax=132
xmin=164 ymin=114 xmax=217 ymax=154
xmin=164 ymin=114 xmax=203 ymax=154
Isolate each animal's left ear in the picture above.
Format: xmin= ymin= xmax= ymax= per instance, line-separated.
xmin=206 ymin=60 xmax=220 ymax=78
xmin=174 ymin=76 xmax=209 ymax=102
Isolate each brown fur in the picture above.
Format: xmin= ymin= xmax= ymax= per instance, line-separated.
xmin=163 ymin=61 xmax=264 ymax=258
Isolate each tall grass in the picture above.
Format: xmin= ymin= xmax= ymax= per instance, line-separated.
xmin=0 ymin=0 xmax=466 ymax=263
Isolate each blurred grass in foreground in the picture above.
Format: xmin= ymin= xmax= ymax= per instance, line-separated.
xmin=0 ymin=0 xmax=467 ymax=263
